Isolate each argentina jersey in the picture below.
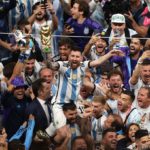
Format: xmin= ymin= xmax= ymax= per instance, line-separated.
xmin=9 ymin=0 xmax=33 ymax=30
xmin=89 ymin=46 xmax=102 ymax=81
xmin=53 ymin=61 xmax=90 ymax=104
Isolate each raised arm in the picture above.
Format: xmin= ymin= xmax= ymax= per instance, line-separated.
xmin=82 ymin=34 xmax=99 ymax=57
xmin=130 ymin=51 xmax=150 ymax=85
xmin=89 ymin=49 xmax=124 ymax=67
xmin=83 ymin=71 xmax=95 ymax=93
xmin=28 ymin=4 xmax=45 ymax=25
xmin=125 ymin=11 xmax=148 ymax=37
xmin=46 ymin=0 xmax=58 ymax=31
xmin=59 ymin=0 xmax=71 ymax=16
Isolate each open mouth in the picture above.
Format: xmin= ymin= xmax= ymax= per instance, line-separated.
xmin=97 ymin=45 xmax=104 ymax=51
xmin=72 ymin=61 xmax=78 ymax=65
xmin=97 ymin=45 xmax=104 ymax=48
xmin=112 ymin=85 xmax=120 ymax=90
xmin=130 ymin=47 xmax=135 ymax=52
xmin=144 ymin=75 xmax=150 ymax=80
xmin=111 ymin=140 xmax=117 ymax=145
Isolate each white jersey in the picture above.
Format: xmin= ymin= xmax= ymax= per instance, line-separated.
xmin=91 ymin=115 xmax=107 ymax=142
xmin=52 ymin=61 xmax=90 ymax=104
xmin=22 ymin=60 xmax=41 ymax=86
xmin=107 ymin=99 xmax=118 ymax=114
xmin=90 ymin=46 xmax=100 ymax=60
xmin=89 ymin=46 xmax=104 ymax=81
xmin=118 ymin=108 xmax=141 ymax=127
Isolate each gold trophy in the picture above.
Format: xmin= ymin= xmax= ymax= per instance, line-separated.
xmin=41 ymin=25 xmax=52 ymax=61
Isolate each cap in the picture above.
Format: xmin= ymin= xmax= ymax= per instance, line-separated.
xmin=11 ymin=76 xmax=28 ymax=89
xmin=33 ymin=0 xmax=42 ymax=6
xmin=111 ymin=14 xmax=125 ymax=23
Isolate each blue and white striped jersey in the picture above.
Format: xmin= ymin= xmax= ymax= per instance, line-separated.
xmin=91 ymin=115 xmax=107 ymax=142
xmin=52 ymin=61 xmax=90 ymax=104
xmin=9 ymin=0 xmax=33 ymax=31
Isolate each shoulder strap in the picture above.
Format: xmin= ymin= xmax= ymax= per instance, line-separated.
xmin=124 ymin=28 xmax=131 ymax=45
xmin=124 ymin=108 xmax=136 ymax=125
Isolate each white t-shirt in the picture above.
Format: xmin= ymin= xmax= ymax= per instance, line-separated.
xmin=136 ymin=105 xmax=150 ymax=132
xmin=103 ymin=28 xmax=137 ymax=47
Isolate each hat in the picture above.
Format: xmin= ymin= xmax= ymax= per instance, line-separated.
xmin=11 ymin=76 xmax=28 ymax=89
xmin=111 ymin=14 xmax=125 ymax=23
xmin=33 ymin=0 xmax=42 ymax=6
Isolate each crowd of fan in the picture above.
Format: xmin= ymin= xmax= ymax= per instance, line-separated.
xmin=0 ymin=0 xmax=150 ymax=150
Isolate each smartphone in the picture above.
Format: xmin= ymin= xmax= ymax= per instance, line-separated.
xmin=114 ymin=29 xmax=121 ymax=37
xmin=9 ymin=34 xmax=16 ymax=46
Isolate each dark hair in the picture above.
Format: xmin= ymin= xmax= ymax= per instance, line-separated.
xmin=108 ymin=69 xmax=124 ymax=81
xmin=143 ymin=47 xmax=150 ymax=52
xmin=71 ymin=45 xmax=82 ymax=53
xmin=3 ymin=62 xmax=16 ymax=79
xmin=32 ymin=2 xmax=44 ymax=11
xmin=58 ymin=37 xmax=74 ymax=49
xmin=32 ymin=2 xmax=48 ymax=20
xmin=102 ymin=128 xmax=116 ymax=138
xmin=71 ymin=136 xmax=87 ymax=150
xmin=142 ymin=59 xmax=150 ymax=66
xmin=62 ymin=102 xmax=77 ymax=112
xmin=30 ymin=140 xmax=50 ymax=150
xmin=8 ymin=139 xmax=25 ymax=150
xmin=125 ymin=123 xmax=140 ymax=139
xmin=74 ymin=0 xmax=90 ymax=18
xmin=122 ymin=90 xmax=135 ymax=102
xmin=27 ymin=52 xmax=36 ymax=60
xmin=131 ymin=34 xmax=146 ymax=46
xmin=17 ymin=19 xmax=30 ymax=30
xmin=135 ymin=129 xmax=149 ymax=140
xmin=32 ymin=78 xmax=47 ymax=97
xmin=110 ymin=114 xmax=124 ymax=133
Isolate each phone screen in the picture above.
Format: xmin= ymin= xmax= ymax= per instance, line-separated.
xmin=9 ymin=34 xmax=16 ymax=46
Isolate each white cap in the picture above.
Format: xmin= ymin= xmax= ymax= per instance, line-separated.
xmin=111 ymin=14 xmax=125 ymax=23
xmin=33 ymin=0 xmax=41 ymax=6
